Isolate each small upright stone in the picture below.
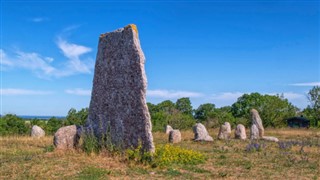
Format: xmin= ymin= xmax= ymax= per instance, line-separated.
xmin=31 ymin=125 xmax=45 ymax=138
xmin=235 ymin=124 xmax=246 ymax=140
xmin=165 ymin=125 xmax=173 ymax=134
xmin=250 ymin=124 xmax=259 ymax=140
xmin=218 ymin=122 xmax=231 ymax=140
xmin=53 ymin=125 xmax=80 ymax=150
xmin=193 ymin=123 xmax=213 ymax=142
xmin=169 ymin=130 xmax=181 ymax=143
xmin=250 ymin=109 xmax=264 ymax=138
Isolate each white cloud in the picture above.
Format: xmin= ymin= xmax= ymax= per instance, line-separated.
xmin=15 ymin=51 xmax=56 ymax=75
xmin=0 ymin=49 xmax=14 ymax=66
xmin=57 ymin=38 xmax=92 ymax=59
xmin=1 ymin=88 xmax=53 ymax=95
xmin=147 ymin=89 xmax=204 ymax=98
xmin=211 ymin=92 xmax=244 ymax=100
xmin=1 ymin=37 xmax=93 ymax=79
xmin=65 ymin=88 xmax=91 ymax=96
xmin=289 ymin=82 xmax=320 ymax=86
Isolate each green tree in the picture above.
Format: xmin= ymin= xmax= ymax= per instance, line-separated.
xmin=46 ymin=117 xmax=63 ymax=134
xmin=231 ymin=93 xmax=297 ymax=128
xmin=194 ymin=103 xmax=215 ymax=122
xmin=64 ymin=108 xmax=88 ymax=126
xmin=175 ymin=97 xmax=193 ymax=116
xmin=305 ymin=86 xmax=320 ymax=127
xmin=157 ymin=100 xmax=175 ymax=115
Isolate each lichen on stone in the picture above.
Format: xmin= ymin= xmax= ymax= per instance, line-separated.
xmin=125 ymin=24 xmax=138 ymax=36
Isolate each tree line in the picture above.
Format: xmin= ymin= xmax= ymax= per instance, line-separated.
xmin=0 ymin=86 xmax=319 ymax=135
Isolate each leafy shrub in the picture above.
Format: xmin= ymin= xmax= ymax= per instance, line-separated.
xmin=0 ymin=114 xmax=29 ymax=135
xmin=46 ymin=117 xmax=63 ymax=135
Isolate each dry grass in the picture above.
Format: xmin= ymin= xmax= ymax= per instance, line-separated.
xmin=1 ymin=128 xmax=320 ymax=179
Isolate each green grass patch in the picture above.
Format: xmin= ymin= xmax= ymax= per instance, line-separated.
xmin=77 ymin=166 xmax=111 ymax=180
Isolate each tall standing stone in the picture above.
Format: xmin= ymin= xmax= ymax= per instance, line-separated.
xmin=86 ymin=24 xmax=154 ymax=152
xmin=250 ymin=109 xmax=264 ymax=138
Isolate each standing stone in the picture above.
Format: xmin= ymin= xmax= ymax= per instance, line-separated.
xmin=193 ymin=123 xmax=213 ymax=141
xmin=86 ymin=24 xmax=154 ymax=152
xmin=165 ymin=125 xmax=173 ymax=134
xmin=218 ymin=122 xmax=231 ymax=140
xmin=250 ymin=109 xmax=264 ymax=138
xmin=54 ymin=125 xmax=80 ymax=150
xmin=31 ymin=125 xmax=45 ymax=138
xmin=250 ymin=124 xmax=259 ymax=140
xmin=169 ymin=130 xmax=181 ymax=143
xmin=235 ymin=124 xmax=246 ymax=140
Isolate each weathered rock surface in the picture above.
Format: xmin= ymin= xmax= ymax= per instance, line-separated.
xmin=165 ymin=125 xmax=173 ymax=134
xmin=86 ymin=24 xmax=154 ymax=152
xmin=262 ymin=136 xmax=279 ymax=142
xmin=235 ymin=124 xmax=246 ymax=140
xmin=53 ymin=125 xmax=80 ymax=150
xmin=250 ymin=124 xmax=259 ymax=140
xmin=169 ymin=130 xmax=181 ymax=143
xmin=31 ymin=125 xmax=45 ymax=138
xmin=250 ymin=109 xmax=264 ymax=138
xmin=193 ymin=123 xmax=213 ymax=141
xmin=218 ymin=122 xmax=231 ymax=140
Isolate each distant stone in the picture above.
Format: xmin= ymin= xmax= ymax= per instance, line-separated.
xmin=86 ymin=24 xmax=154 ymax=153
xmin=53 ymin=125 xmax=80 ymax=150
xmin=218 ymin=122 xmax=231 ymax=140
xmin=250 ymin=109 xmax=264 ymax=138
xmin=262 ymin=136 xmax=279 ymax=142
xmin=165 ymin=125 xmax=173 ymax=134
xmin=169 ymin=130 xmax=181 ymax=143
xmin=31 ymin=125 xmax=45 ymax=138
xmin=250 ymin=124 xmax=259 ymax=140
xmin=235 ymin=124 xmax=246 ymax=140
xmin=193 ymin=123 xmax=213 ymax=142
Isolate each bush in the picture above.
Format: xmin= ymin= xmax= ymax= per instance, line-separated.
xmin=0 ymin=114 xmax=29 ymax=135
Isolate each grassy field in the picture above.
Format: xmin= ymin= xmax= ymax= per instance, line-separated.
xmin=1 ymin=128 xmax=319 ymax=179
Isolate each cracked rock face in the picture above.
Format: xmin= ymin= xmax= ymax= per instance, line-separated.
xmin=86 ymin=24 xmax=154 ymax=153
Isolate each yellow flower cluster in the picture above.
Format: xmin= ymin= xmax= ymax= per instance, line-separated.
xmin=154 ymin=144 xmax=206 ymax=166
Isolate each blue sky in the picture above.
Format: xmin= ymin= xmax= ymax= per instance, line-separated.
xmin=1 ymin=1 xmax=319 ymax=116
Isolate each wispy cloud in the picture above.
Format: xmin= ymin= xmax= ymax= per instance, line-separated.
xmin=56 ymin=37 xmax=92 ymax=74
xmin=65 ymin=88 xmax=91 ymax=96
xmin=289 ymin=82 xmax=320 ymax=87
xmin=0 ymin=49 xmax=14 ymax=66
xmin=0 ymin=37 xmax=93 ymax=78
xmin=1 ymin=88 xmax=53 ymax=95
xmin=147 ymin=89 xmax=204 ymax=98
xmin=29 ymin=17 xmax=48 ymax=23
xmin=211 ymin=92 xmax=244 ymax=100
